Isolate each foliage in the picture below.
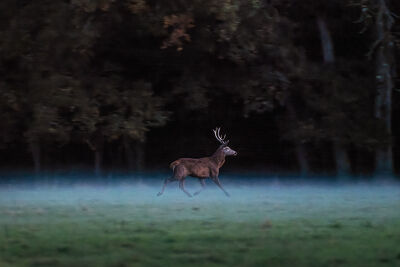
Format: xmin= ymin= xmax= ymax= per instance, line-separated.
xmin=0 ymin=0 xmax=399 ymax=172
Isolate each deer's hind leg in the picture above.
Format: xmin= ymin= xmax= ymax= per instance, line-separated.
xmin=171 ymin=165 xmax=192 ymax=198
xmin=193 ymin=179 xmax=206 ymax=196
xmin=179 ymin=178 xmax=192 ymax=198
xmin=157 ymin=177 xmax=176 ymax=196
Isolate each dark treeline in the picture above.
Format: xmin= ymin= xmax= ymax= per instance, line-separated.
xmin=0 ymin=0 xmax=399 ymax=176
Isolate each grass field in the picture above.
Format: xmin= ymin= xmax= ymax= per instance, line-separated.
xmin=0 ymin=175 xmax=400 ymax=267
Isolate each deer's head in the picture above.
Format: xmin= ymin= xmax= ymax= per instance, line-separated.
xmin=213 ymin=127 xmax=237 ymax=156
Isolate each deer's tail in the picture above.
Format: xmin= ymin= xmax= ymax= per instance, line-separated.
xmin=169 ymin=160 xmax=180 ymax=172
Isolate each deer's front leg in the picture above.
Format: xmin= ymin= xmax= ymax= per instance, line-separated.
xmin=193 ymin=179 xmax=206 ymax=196
xmin=211 ymin=176 xmax=230 ymax=197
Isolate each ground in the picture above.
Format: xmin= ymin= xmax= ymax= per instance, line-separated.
xmin=0 ymin=174 xmax=399 ymax=267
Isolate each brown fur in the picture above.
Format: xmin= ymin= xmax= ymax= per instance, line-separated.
xmin=158 ymin=145 xmax=236 ymax=197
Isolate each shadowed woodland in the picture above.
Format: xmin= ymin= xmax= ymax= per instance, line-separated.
xmin=1 ymin=0 xmax=400 ymax=176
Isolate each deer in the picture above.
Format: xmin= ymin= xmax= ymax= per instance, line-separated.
xmin=157 ymin=127 xmax=237 ymax=197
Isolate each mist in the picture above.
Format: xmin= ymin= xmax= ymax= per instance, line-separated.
xmin=1 ymin=173 xmax=399 ymax=219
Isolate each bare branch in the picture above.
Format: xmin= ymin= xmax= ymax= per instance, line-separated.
xmin=85 ymin=139 xmax=96 ymax=151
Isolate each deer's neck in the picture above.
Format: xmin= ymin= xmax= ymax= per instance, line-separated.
xmin=211 ymin=149 xmax=226 ymax=168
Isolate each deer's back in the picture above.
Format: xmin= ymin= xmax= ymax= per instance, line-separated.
xmin=170 ymin=157 xmax=216 ymax=178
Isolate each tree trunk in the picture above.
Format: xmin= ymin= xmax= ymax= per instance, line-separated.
xmin=95 ymin=149 xmax=102 ymax=176
xmin=286 ymin=100 xmax=310 ymax=176
xmin=295 ymin=143 xmax=310 ymax=177
xmin=317 ymin=16 xmax=335 ymax=64
xmin=135 ymin=140 xmax=145 ymax=171
xmin=87 ymin=134 xmax=104 ymax=176
xmin=374 ymin=0 xmax=394 ymax=175
xmin=375 ymin=146 xmax=393 ymax=173
xmin=333 ymin=142 xmax=351 ymax=177
xmin=29 ymin=141 xmax=41 ymax=174
xmin=95 ymin=136 xmax=104 ymax=175
xmin=123 ymin=135 xmax=135 ymax=170
xmin=317 ymin=16 xmax=351 ymax=176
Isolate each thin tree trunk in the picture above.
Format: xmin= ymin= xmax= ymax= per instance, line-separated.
xmin=86 ymin=135 xmax=104 ymax=175
xmin=286 ymin=100 xmax=310 ymax=176
xmin=123 ymin=135 xmax=135 ymax=170
xmin=29 ymin=141 xmax=41 ymax=174
xmin=95 ymin=135 xmax=104 ymax=175
xmin=317 ymin=16 xmax=351 ymax=176
xmin=95 ymin=149 xmax=102 ymax=175
xmin=333 ymin=143 xmax=351 ymax=176
xmin=135 ymin=140 xmax=145 ymax=171
xmin=374 ymin=0 xmax=394 ymax=175
xmin=317 ymin=16 xmax=335 ymax=64
xmin=333 ymin=142 xmax=351 ymax=176
xmin=295 ymin=142 xmax=310 ymax=177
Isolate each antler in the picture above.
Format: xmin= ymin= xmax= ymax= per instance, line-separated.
xmin=213 ymin=127 xmax=229 ymax=145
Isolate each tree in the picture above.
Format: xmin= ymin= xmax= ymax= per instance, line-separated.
xmin=84 ymin=78 xmax=168 ymax=173
xmin=317 ymin=13 xmax=352 ymax=176
xmin=0 ymin=0 xmax=397 ymax=175
xmin=373 ymin=0 xmax=395 ymax=175
xmin=352 ymin=0 xmax=397 ymax=175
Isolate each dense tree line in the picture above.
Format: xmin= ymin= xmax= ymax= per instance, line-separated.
xmin=0 ymin=0 xmax=399 ymax=175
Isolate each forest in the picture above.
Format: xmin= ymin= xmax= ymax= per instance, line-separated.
xmin=1 ymin=0 xmax=399 ymax=176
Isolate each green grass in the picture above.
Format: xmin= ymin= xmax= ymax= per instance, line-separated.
xmin=0 ymin=182 xmax=399 ymax=266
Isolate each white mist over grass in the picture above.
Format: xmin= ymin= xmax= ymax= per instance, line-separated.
xmin=1 ymin=174 xmax=400 ymax=267
xmin=1 ymin=174 xmax=399 ymax=224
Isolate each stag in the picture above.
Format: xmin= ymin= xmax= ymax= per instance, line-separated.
xmin=157 ymin=127 xmax=237 ymax=197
